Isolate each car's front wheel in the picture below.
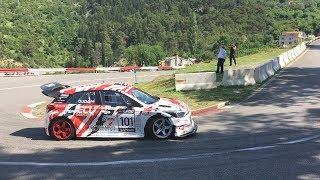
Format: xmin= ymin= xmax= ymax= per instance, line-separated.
xmin=146 ymin=117 xmax=173 ymax=139
xmin=49 ymin=118 xmax=75 ymax=141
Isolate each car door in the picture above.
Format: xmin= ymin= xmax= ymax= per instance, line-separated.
xmin=67 ymin=91 xmax=103 ymax=137
xmin=96 ymin=90 xmax=144 ymax=137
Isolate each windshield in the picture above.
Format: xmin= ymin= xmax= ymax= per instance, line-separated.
xmin=131 ymin=88 xmax=159 ymax=104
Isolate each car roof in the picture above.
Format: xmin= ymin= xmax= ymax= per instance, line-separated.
xmin=60 ymin=82 xmax=135 ymax=95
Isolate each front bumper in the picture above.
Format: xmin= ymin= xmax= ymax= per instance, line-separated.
xmin=173 ymin=113 xmax=197 ymax=137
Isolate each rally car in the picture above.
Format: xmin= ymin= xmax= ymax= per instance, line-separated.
xmin=41 ymin=82 xmax=197 ymax=141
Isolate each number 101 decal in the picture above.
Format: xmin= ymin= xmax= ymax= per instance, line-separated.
xmin=118 ymin=113 xmax=135 ymax=132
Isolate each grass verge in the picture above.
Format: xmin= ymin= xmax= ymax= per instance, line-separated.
xmin=177 ymin=48 xmax=287 ymax=74
xmin=32 ymin=102 xmax=47 ymax=120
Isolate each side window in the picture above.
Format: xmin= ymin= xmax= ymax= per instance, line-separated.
xmin=67 ymin=92 xmax=97 ymax=104
xmin=67 ymin=92 xmax=84 ymax=104
xmin=78 ymin=91 xmax=96 ymax=104
xmin=121 ymin=94 xmax=142 ymax=107
xmin=100 ymin=91 xmax=126 ymax=107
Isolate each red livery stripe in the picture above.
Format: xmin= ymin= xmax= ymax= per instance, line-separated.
xmin=76 ymin=108 xmax=101 ymax=137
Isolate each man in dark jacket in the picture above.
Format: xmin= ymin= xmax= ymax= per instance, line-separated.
xmin=229 ymin=44 xmax=237 ymax=66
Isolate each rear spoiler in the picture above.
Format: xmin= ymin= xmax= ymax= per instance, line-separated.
xmin=40 ymin=82 xmax=70 ymax=98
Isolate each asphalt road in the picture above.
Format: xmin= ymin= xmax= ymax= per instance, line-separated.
xmin=0 ymin=41 xmax=320 ymax=179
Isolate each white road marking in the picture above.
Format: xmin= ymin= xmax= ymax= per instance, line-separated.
xmin=0 ymin=157 xmax=194 ymax=167
xmin=277 ymin=134 xmax=320 ymax=145
xmin=234 ymin=145 xmax=277 ymax=152
xmin=0 ymin=134 xmax=319 ymax=167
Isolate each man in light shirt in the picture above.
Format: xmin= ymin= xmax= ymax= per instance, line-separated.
xmin=216 ymin=45 xmax=227 ymax=74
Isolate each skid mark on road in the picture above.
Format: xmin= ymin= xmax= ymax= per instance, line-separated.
xmin=0 ymin=133 xmax=319 ymax=167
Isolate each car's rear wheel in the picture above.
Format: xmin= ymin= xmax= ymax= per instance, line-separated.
xmin=49 ymin=118 xmax=75 ymax=141
xmin=146 ymin=117 xmax=173 ymax=139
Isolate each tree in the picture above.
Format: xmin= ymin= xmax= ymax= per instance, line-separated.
xmin=125 ymin=44 xmax=166 ymax=66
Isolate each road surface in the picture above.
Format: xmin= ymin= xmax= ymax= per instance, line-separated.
xmin=0 ymin=41 xmax=320 ymax=179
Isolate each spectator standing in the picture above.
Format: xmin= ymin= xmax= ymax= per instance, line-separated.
xmin=229 ymin=44 xmax=237 ymax=66
xmin=216 ymin=45 xmax=227 ymax=74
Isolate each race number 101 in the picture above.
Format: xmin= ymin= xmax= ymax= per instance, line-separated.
xmin=118 ymin=116 xmax=135 ymax=132
xmin=120 ymin=117 xmax=134 ymax=127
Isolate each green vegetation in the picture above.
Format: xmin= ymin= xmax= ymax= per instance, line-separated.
xmin=0 ymin=0 xmax=83 ymax=67
xmin=1 ymin=0 xmax=320 ymax=67
xmin=125 ymin=45 xmax=166 ymax=66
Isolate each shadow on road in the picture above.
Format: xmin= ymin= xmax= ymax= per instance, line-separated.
xmin=308 ymin=44 xmax=320 ymax=50
xmin=10 ymin=128 xmax=50 ymax=140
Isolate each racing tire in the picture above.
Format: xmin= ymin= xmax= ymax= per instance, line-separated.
xmin=145 ymin=117 xmax=173 ymax=139
xmin=49 ymin=118 xmax=75 ymax=141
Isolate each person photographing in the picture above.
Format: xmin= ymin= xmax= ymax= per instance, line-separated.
xmin=216 ymin=45 xmax=226 ymax=74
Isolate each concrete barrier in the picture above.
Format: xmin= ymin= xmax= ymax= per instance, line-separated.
xmin=293 ymin=46 xmax=300 ymax=56
xmin=301 ymin=42 xmax=307 ymax=51
xmin=272 ymin=58 xmax=281 ymax=72
xmin=65 ymin=67 xmax=96 ymax=74
xmin=222 ymin=69 xmax=256 ymax=86
xmin=27 ymin=69 xmax=40 ymax=76
xmin=287 ymin=49 xmax=295 ymax=61
xmin=96 ymin=67 xmax=121 ymax=72
xmin=35 ymin=68 xmax=66 ymax=75
xmin=279 ymin=52 xmax=289 ymax=67
xmin=141 ymin=66 xmax=158 ymax=71
xmin=295 ymin=45 xmax=301 ymax=55
xmin=254 ymin=63 xmax=269 ymax=83
xmin=297 ymin=45 xmax=302 ymax=54
xmin=265 ymin=60 xmax=275 ymax=77
xmin=175 ymin=72 xmax=217 ymax=91
xmin=299 ymin=44 xmax=305 ymax=53
xmin=287 ymin=50 xmax=293 ymax=61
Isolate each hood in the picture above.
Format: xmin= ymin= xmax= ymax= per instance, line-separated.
xmin=154 ymin=98 xmax=189 ymax=112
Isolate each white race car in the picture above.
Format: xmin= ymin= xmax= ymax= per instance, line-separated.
xmin=41 ymin=82 xmax=197 ymax=140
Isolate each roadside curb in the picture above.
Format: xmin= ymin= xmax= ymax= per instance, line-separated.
xmin=191 ymin=102 xmax=227 ymax=116
xmin=20 ymin=101 xmax=46 ymax=120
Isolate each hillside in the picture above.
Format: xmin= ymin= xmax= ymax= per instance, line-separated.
xmin=1 ymin=0 xmax=320 ymax=68
xmin=0 ymin=0 xmax=82 ymax=67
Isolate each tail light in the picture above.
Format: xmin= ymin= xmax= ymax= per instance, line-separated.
xmin=46 ymin=104 xmax=55 ymax=112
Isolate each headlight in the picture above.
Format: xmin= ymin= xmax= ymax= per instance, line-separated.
xmin=165 ymin=111 xmax=186 ymax=118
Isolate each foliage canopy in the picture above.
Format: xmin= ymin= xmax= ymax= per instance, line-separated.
xmin=1 ymin=0 xmax=320 ymax=67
